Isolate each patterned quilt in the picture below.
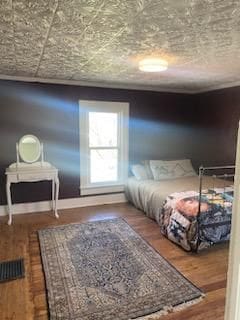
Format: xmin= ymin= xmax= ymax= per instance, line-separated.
xmin=160 ymin=186 xmax=234 ymax=251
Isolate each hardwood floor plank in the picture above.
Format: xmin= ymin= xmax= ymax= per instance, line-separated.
xmin=0 ymin=203 xmax=229 ymax=319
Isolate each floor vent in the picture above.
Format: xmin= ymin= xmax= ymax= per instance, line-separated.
xmin=0 ymin=258 xmax=24 ymax=283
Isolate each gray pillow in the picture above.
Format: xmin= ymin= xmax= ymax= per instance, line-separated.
xmin=131 ymin=164 xmax=149 ymax=180
xmin=150 ymin=159 xmax=197 ymax=180
xmin=141 ymin=160 xmax=154 ymax=179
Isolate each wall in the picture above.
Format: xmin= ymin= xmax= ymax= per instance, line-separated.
xmin=193 ymin=86 xmax=240 ymax=167
xmin=0 ymin=80 xmax=203 ymax=205
xmin=3 ymin=81 xmax=239 ymax=205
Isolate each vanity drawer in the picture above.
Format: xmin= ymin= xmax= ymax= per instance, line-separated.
xmin=17 ymin=173 xmax=53 ymax=181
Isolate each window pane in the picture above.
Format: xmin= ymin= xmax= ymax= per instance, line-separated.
xmin=90 ymin=149 xmax=118 ymax=183
xmin=89 ymin=112 xmax=118 ymax=147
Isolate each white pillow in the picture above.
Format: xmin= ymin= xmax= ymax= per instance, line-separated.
xmin=141 ymin=160 xmax=154 ymax=179
xmin=131 ymin=164 xmax=149 ymax=180
xmin=150 ymin=159 xmax=197 ymax=181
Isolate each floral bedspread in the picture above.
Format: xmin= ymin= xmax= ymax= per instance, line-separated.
xmin=160 ymin=186 xmax=234 ymax=251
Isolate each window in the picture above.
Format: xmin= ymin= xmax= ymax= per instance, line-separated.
xmin=79 ymin=100 xmax=129 ymax=195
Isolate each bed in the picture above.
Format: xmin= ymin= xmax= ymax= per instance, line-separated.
xmin=126 ymin=166 xmax=234 ymax=252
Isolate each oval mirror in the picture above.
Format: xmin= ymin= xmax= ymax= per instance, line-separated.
xmin=18 ymin=135 xmax=41 ymax=163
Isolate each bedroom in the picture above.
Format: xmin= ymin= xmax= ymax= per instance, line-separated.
xmin=0 ymin=0 xmax=240 ymax=319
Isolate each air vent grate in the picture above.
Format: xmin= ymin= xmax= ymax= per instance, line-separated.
xmin=0 ymin=258 xmax=24 ymax=283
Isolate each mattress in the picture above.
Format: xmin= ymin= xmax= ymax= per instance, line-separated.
xmin=125 ymin=176 xmax=233 ymax=251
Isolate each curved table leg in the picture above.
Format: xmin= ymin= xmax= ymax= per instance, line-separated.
xmin=54 ymin=177 xmax=59 ymax=219
xmin=6 ymin=181 xmax=12 ymax=225
xmin=52 ymin=179 xmax=55 ymax=211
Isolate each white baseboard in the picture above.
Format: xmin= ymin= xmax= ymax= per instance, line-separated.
xmin=0 ymin=193 xmax=127 ymax=216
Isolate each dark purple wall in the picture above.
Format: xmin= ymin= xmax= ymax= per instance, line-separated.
xmin=1 ymin=80 xmax=237 ymax=205
xmin=193 ymin=86 xmax=240 ymax=167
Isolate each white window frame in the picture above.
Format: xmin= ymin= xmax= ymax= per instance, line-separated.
xmin=79 ymin=100 xmax=129 ymax=195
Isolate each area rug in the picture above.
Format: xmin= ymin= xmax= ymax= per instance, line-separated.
xmin=38 ymin=218 xmax=204 ymax=320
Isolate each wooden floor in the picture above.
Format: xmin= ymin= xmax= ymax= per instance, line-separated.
xmin=0 ymin=203 xmax=229 ymax=320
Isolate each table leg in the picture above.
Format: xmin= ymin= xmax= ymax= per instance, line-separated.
xmin=52 ymin=179 xmax=55 ymax=211
xmin=6 ymin=182 xmax=12 ymax=225
xmin=55 ymin=177 xmax=59 ymax=219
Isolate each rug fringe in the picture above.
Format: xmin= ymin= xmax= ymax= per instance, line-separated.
xmin=132 ymin=295 xmax=205 ymax=320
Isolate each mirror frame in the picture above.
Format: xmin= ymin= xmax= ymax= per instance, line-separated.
xmin=18 ymin=134 xmax=41 ymax=163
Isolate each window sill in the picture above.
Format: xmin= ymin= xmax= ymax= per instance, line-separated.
xmin=80 ymin=184 xmax=125 ymax=196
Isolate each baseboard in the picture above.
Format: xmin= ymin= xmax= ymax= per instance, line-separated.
xmin=0 ymin=193 xmax=127 ymax=216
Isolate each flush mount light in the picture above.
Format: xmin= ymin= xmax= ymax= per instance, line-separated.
xmin=139 ymin=58 xmax=168 ymax=72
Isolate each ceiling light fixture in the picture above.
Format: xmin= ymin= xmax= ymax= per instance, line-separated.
xmin=139 ymin=58 xmax=168 ymax=72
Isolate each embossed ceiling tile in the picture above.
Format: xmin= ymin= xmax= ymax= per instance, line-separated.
xmin=0 ymin=63 xmax=16 ymax=75
xmin=49 ymin=0 xmax=130 ymax=49
xmin=0 ymin=2 xmax=15 ymax=73
xmin=38 ymin=49 xmax=93 ymax=79
xmin=37 ymin=62 xmax=74 ymax=79
xmin=1 ymin=0 xmax=240 ymax=91
xmin=90 ymin=5 xmax=188 ymax=71
xmin=49 ymin=7 xmax=84 ymax=36
xmin=41 ymin=0 xmax=147 ymax=69
xmin=72 ymin=53 xmax=212 ymax=87
xmin=38 ymin=66 xmax=75 ymax=80
xmin=11 ymin=61 xmax=39 ymax=76
xmin=37 ymin=44 xmax=90 ymax=79
xmin=42 ymin=35 xmax=87 ymax=60
xmin=35 ymin=69 xmax=72 ymax=80
xmin=51 ymin=0 xmax=148 ymax=35
xmin=12 ymin=0 xmax=58 ymax=75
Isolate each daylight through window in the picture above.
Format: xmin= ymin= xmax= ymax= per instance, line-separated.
xmin=79 ymin=100 xmax=129 ymax=195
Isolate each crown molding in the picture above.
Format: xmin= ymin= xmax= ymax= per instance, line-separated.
xmin=0 ymin=74 xmax=196 ymax=94
xmin=193 ymin=80 xmax=240 ymax=94
xmin=0 ymin=73 xmax=240 ymax=94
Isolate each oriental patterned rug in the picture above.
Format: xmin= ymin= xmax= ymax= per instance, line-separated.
xmin=38 ymin=218 xmax=203 ymax=320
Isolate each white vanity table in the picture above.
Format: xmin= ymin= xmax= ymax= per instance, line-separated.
xmin=5 ymin=135 xmax=59 ymax=225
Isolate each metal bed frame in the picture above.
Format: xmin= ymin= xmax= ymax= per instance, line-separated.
xmin=195 ymin=165 xmax=235 ymax=251
xmin=198 ymin=165 xmax=235 ymax=213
